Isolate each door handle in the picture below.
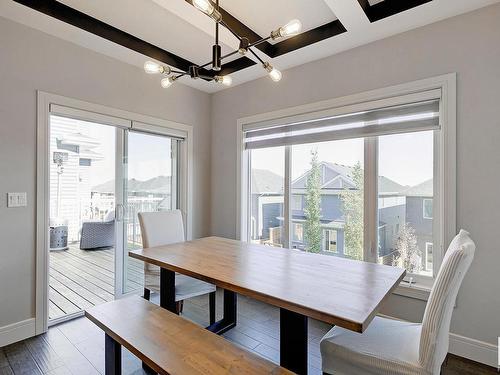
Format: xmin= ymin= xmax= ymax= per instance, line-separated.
xmin=116 ymin=203 xmax=124 ymax=222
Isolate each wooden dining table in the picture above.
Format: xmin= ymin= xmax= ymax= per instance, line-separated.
xmin=129 ymin=236 xmax=405 ymax=375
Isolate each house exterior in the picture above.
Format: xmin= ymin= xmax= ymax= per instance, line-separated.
xmin=404 ymin=179 xmax=434 ymax=272
xmin=250 ymin=162 xmax=433 ymax=270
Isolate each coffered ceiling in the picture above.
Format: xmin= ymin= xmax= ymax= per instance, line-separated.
xmin=1 ymin=0 xmax=498 ymax=92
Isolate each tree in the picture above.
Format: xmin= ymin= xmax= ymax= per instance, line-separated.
xmin=304 ymin=149 xmax=322 ymax=253
xmin=392 ymin=223 xmax=422 ymax=273
xmin=340 ymin=162 xmax=364 ymax=260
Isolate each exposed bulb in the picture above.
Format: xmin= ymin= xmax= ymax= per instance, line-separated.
xmin=215 ymin=75 xmax=232 ymax=86
xmin=144 ymin=61 xmax=165 ymax=74
xmin=160 ymin=77 xmax=175 ymax=88
xmin=263 ymin=62 xmax=282 ymax=82
xmin=192 ymin=0 xmax=221 ymax=21
xmin=193 ymin=0 xmax=213 ymax=14
xmin=269 ymin=68 xmax=282 ymax=82
xmin=280 ymin=19 xmax=302 ymax=37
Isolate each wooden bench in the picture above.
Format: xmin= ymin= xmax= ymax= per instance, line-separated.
xmin=85 ymin=296 xmax=292 ymax=375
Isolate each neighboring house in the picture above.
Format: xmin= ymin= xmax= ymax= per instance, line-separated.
xmin=250 ymin=169 xmax=284 ymax=243
xmin=49 ymin=116 xmax=104 ymax=242
xmin=290 ymin=162 xmax=407 ymax=257
xmin=404 ymin=179 xmax=434 ymax=272
xmin=251 ymin=162 xmax=433 ymax=270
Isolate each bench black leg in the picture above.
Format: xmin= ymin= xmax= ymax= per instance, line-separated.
xmin=280 ymin=308 xmax=308 ymax=375
xmin=105 ymin=334 xmax=121 ymax=375
xmin=209 ymin=291 xmax=216 ymax=325
xmin=160 ymin=268 xmax=176 ymax=313
xmin=143 ymin=288 xmax=150 ymax=301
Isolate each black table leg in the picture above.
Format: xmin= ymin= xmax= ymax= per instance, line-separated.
xmin=280 ymin=308 xmax=308 ymax=375
xmin=160 ymin=268 xmax=176 ymax=313
xmin=206 ymin=289 xmax=237 ymax=335
xmin=105 ymin=334 xmax=121 ymax=375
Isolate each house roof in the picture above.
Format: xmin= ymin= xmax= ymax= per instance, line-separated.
xmin=251 ymin=169 xmax=284 ymax=194
xmin=291 ymin=162 xmax=406 ymax=194
xmin=403 ymin=179 xmax=433 ymax=197
xmin=379 ymin=176 xmax=408 ymax=195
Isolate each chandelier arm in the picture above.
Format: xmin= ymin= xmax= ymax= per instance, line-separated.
xmin=219 ymin=20 xmax=266 ymax=65
xmin=248 ymin=36 xmax=272 ymax=48
xmin=247 ymin=47 xmax=265 ymax=65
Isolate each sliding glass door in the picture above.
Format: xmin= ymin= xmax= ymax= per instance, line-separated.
xmin=48 ymin=107 xmax=185 ymax=323
xmin=121 ymin=131 xmax=179 ymax=294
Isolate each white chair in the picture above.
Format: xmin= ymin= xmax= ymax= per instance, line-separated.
xmin=320 ymin=229 xmax=476 ymax=375
xmin=138 ymin=210 xmax=216 ymax=324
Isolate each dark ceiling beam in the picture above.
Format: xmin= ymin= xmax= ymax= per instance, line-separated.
xmin=357 ymin=0 xmax=433 ymax=23
xmin=271 ymin=20 xmax=346 ymax=57
xmin=13 ymin=0 xmax=197 ymax=72
xmin=14 ymin=0 xmax=256 ymax=78
xmin=184 ymin=0 xmax=346 ymax=59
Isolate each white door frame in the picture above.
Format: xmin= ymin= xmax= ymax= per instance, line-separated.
xmin=36 ymin=91 xmax=193 ymax=333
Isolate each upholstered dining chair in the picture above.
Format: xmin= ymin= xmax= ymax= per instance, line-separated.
xmin=320 ymin=229 xmax=476 ymax=375
xmin=138 ymin=210 xmax=216 ymax=324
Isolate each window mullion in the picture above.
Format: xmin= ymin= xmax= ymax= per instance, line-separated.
xmin=284 ymin=146 xmax=291 ymax=248
xmin=364 ymin=137 xmax=378 ymax=263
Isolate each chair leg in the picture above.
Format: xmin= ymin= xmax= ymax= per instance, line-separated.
xmin=209 ymin=291 xmax=216 ymax=325
xmin=143 ymin=288 xmax=150 ymax=301
xmin=176 ymin=300 xmax=184 ymax=314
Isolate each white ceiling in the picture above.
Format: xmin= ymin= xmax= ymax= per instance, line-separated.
xmin=1 ymin=0 xmax=499 ymax=93
xmin=221 ymin=0 xmax=337 ymax=36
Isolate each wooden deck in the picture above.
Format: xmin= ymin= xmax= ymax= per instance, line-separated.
xmin=49 ymin=245 xmax=144 ymax=320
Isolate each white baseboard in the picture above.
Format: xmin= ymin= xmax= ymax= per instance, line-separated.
xmin=0 ymin=318 xmax=36 ymax=347
xmin=449 ymin=333 xmax=498 ymax=368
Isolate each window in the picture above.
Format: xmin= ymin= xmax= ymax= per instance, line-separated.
xmin=423 ymin=199 xmax=433 ymax=219
xmin=249 ymin=147 xmax=284 ymax=247
xmin=292 ymin=223 xmax=303 ymax=242
xmin=292 ymin=195 xmax=302 ymax=210
xmin=241 ymin=78 xmax=456 ymax=285
xmin=291 ymin=139 xmax=364 ymax=258
xmin=324 ymin=230 xmax=338 ymax=253
xmin=378 ymin=131 xmax=434 ymax=276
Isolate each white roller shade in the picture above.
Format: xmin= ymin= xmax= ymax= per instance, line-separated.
xmin=50 ymin=104 xmax=131 ymax=129
xmin=132 ymin=121 xmax=187 ymax=140
xmin=244 ymin=92 xmax=441 ymax=150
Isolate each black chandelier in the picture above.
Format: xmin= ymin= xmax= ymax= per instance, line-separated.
xmin=143 ymin=0 xmax=302 ymax=88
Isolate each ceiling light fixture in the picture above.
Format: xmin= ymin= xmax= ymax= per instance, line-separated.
xmin=143 ymin=0 xmax=301 ymax=88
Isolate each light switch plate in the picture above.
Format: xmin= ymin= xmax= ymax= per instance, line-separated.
xmin=7 ymin=192 xmax=27 ymax=207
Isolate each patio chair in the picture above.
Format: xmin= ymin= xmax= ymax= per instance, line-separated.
xmin=320 ymin=230 xmax=476 ymax=375
xmin=138 ymin=210 xmax=216 ymax=323
xmin=80 ymin=210 xmax=115 ymax=250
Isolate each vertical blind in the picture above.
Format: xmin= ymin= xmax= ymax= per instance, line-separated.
xmin=244 ymin=93 xmax=441 ymax=150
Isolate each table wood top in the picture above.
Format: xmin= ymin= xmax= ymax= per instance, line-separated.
xmin=86 ymin=296 xmax=292 ymax=374
xmin=129 ymin=236 xmax=405 ymax=332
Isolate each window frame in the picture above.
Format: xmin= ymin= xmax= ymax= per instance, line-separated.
xmin=237 ymin=74 xmax=456 ymax=295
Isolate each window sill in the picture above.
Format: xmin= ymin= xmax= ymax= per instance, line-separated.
xmin=393 ymin=281 xmax=431 ymax=301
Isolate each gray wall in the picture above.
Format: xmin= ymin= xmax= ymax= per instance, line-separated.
xmin=211 ymin=3 xmax=500 ymax=346
xmin=0 ymin=17 xmax=211 ymax=328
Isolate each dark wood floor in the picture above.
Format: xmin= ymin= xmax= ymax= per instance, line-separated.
xmin=0 ymin=291 xmax=496 ymax=375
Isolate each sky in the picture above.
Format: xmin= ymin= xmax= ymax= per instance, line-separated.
xmin=251 ymin=131 xmax=433 ymax=187
xmin=70 ymin=120 xmax=172 ymax=188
